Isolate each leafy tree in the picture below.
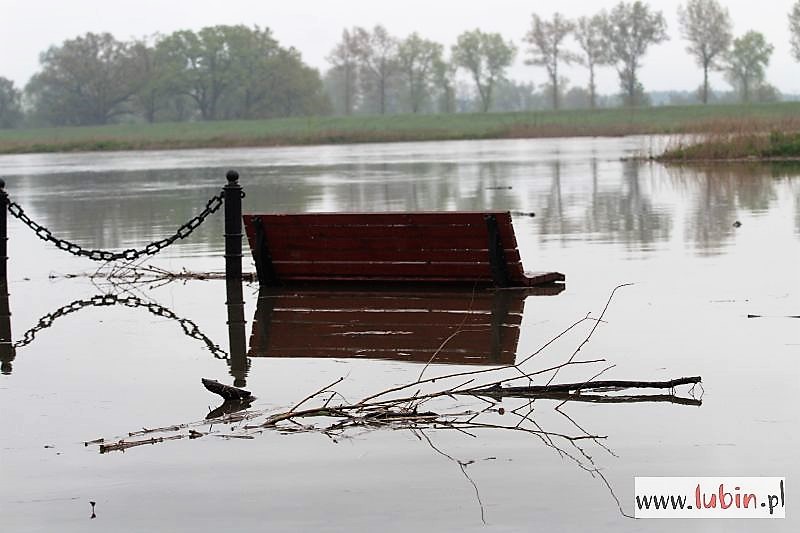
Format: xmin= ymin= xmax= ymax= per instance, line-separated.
xmin=0 ymin=77 xmax=23 ymax=128
xmin=678 ymin=0 xmax=732 ymax=104
xmin=397 ymin=33 xmax=443 ymax=113
xmin=326 ymin=29 xmax=360 ymax=115
xmin=574 ymin=14 xmax=612 ymax=108
xmin=452 ymin=29 xmax=516 ymax=112
xmin=790 ymin=1 xmax=800 ymax=61
xmin=156 ymin=25 xmax=327 ymax=121
xmin=725 ymin=31 xmax=774 ymax=102
xmin=493 ymin=79 xmax=541 ymax=111
xmin=562 ymin=86 xmax=593 ymax=109
xmin=523 ymin=13 xmax=576 ymax=109
xmin=602 ymin=1 xmax=668 ymax=106
xmin=432 ymin=58 xmax=457 ymax=113
xmin=26 ymin=32 xmax=144 ymax=125
xmin=129 ymin=37 xmax=186 ymax=122
xmin=247 ymin=47 xmax=330 ymax=118
xmin=157 ymin=26 xmax=241 ymax=120
xmin=219 ymin=26 xmax=281 ymax=119
xmin=353 ymin=25 xmax=399 ymax=114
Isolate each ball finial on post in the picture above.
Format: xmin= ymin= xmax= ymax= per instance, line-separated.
xmin=226 ymin=170 xmax=239 ymax=183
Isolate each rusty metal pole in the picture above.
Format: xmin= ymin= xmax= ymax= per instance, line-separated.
xmin=223 ymin=170 xmax=243 ymax=280
xmin=0 ymin=179 xmax=7 ymax=280
xmin=0 ymin=178 xmax=13 ymax=374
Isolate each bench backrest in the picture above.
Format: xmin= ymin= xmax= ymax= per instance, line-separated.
xmin=242 ymin=211 xmax=531 ymax=286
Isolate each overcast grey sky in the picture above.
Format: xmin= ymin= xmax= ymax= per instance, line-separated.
xmin=2 ymin=0 xmax=799 ymax=95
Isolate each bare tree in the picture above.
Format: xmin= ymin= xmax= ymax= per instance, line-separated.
xmin=573 ymin=14 xmax=612 ymax=108
xmin=523 ymin=13 xmax=577 ymax=110
xmin=602 ymin=1 xmax=668 ymax=106
xmin=353 ymin=25 xmax=399 ymax=115
xmin=678 ymin=0 xmax=732 ymax=104
xmin=452 ymin=29 xmax=517 ymax=112
xmin=790 ymin=1 xmax=800 ymax=61
xmin=397 ymin=33 xmax=443 ymax=113
xmin=326 ymin=29 xmax=360 ymax=115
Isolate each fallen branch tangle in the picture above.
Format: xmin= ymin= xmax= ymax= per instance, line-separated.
xmin=87 ymin=285 xmax=702 ymax=457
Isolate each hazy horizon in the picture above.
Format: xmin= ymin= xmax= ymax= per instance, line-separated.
xmin=2 ymin=0 xmax=799 ymax=97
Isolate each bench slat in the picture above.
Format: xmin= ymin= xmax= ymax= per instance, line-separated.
xmin=271 ymin=261 xmax=524 ymax=279
xmin=261 ymin=290 xmax=525 ymax=313
xmin=270 ymin=248 xmax=522 ymax=264
xmin=256 ymin=212 xmax=512 ymax=227
xmin=260 ymin=232 xmax=515 ymax=253
xmin=259 ymin=223 xmax=517 ymax=241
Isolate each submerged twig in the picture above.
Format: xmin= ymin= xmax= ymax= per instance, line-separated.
xmin=85 ymin=284 xmax=699 ymax=523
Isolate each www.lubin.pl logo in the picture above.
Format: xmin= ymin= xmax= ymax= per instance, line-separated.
xmin=634 ymin=477 xmax=785 ymax=518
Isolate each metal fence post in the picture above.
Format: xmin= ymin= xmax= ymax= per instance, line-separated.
xmin=223 ymin=170 xmax=243 ymax=280
xmin=0 ymin=179 xmax=7 ymax=280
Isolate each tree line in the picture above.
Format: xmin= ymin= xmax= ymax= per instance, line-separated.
xmin=2 ymin=0 xmax=800 ymax=129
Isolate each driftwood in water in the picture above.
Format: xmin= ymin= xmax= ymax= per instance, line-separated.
xmin=470 ymin=391 xmax=701 ymax=406
xmin=202 ymin=378 xmax=252 ymax=401
xmin=469 ymin=376 xmax=702 ymax=397
xmin=100 ymin=435 xmax=183 ymax=453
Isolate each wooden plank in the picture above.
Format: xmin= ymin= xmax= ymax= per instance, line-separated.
xmin=269 ymin=247 xmax=521 ymax=264
xmin=253 ymin=212 xmax=509 ymax=227
xmin=270 ymin=261 xmax=528 ymax=279
xmin=521 ymin=271 xmax=567 ymax=286
xmin=253 ymin=215 xmax=519 ymax=245
xmin=261 ymin=232 xmax=511 ymax=254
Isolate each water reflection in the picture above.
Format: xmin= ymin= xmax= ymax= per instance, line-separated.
xmin=4 ymin=291 xmax=229 ymax=373
xmin=0 ymin=281 xmax=14 ymax=374
xmin=665 ymin=162 xmax=800 ymax=254
xmin=225 ymin=279 xmax=249 ymax=387
xmin=3 ymin=142 xmax=797 ymax=262
xmin=247 ymin=288 xmax=563 ymax=366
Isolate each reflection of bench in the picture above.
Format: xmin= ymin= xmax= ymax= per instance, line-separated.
xmin=248 ymin=289 xmax=543 ymax=365
xmin=242 ymin=212 xmax=564 ymax=287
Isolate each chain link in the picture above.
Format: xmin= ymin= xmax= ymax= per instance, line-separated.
xmin=3 ymin=190 xmax=228 ymax=262
xmin=13 ymin=294 xmax=228 ymax=359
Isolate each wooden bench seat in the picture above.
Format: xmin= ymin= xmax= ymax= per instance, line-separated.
xmin=242 ymin=211 xmax=564 ymax=287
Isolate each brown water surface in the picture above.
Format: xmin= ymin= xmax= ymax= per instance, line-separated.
xmin=0 ymin=137 xmax=798 ymax=532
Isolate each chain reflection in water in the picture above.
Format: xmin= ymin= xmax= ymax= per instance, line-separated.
xmin=13 ymin=293 xmax=228 ymax=359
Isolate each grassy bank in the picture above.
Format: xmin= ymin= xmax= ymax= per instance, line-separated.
xmin=657 ymin=130 xmax=800 ymax=162
xmin=3 ymin=102 xmax=800 ymax=154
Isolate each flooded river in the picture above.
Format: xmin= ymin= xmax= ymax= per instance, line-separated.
xmin=0 ymin=137 xmax=797 ymax=531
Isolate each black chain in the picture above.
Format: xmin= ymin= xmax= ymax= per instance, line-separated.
xmin=3 ymin=190 xmax=227 ymax=262
xmin=13 ymin=293 xmax=228 ymax=359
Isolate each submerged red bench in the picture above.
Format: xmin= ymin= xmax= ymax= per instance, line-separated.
xmin=242 ymin=211 xmax=564 ymax=287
